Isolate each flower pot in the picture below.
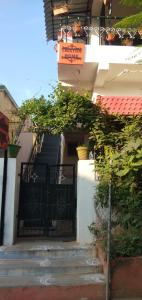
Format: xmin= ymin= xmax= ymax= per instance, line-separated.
xmin=73 ymin=22 xmax=81 ymax=34
xmin=122 ymin=37 xmax=133 ymax=46
xmin=8 ymin=144 xmax=21 ymax=158
xmin=76 ymin=146 xmax=88 ymax=160
xmin=106 ymin=32 xmax=115 ymax=42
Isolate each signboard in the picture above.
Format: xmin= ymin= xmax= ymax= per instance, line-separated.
xmin=0 ymin=112 xmax=9 ymax=149
xmin=59 ymin=42 xmax=85 ymax=65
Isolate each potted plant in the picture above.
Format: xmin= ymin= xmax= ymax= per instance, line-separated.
xmin=73 ymin=21 xmax=81 ymax=34
xmin=106 ymin=31 xmax=115 ymax=43
xmin=76 ymin=144 xmax=88 ymax=160
xmin=8 ymin=131 xmax=21 ymax=158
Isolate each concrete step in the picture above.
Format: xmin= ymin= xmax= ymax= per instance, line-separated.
xmin=0 ymin=242 xmax=95 ymax=259
xmin=41 ymin=147 xmax=58 ymax=151
xmin=36 ymin=159 xmax=57 ymax=163
xmin=38 ymin=148 xmax=58 ymax=153
xmin=38 ymin=134 xmax=60 ymax=166
xmin=0 ymin=257 xmax=102 ymax=277
xmin=0 ymin=242 xmax=105 ymax=300
xmin=36 ymin=154 xmax=57 ymax=158
xmin=35 ymin=157 xmax=58 ymax=163
xmin=0 ymin=272 xmax=105 ymax=288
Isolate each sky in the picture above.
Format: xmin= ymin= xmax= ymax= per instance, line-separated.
xmin=0 ymin=0 xmax=57 ymax=106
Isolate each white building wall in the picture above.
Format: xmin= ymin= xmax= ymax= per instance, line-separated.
xmin=2 ymin=128 xmax=34 ymax=245
xmin=84 ymin=46 xmax=142 ymax=64
xmin=77 ymin=160 xmax=97 ymax=244
xmin=93 ymin=82 xmax=142 ymax=98
xmin=3 ymin=159 xmax=17 ymax=245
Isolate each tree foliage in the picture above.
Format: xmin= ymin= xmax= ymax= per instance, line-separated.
xmin=115 ymin=11 xmax=142 ymax=28
xmin=94 ymin=115 xmax=142 ymax=257
xmin=120 ymin=0 xmax=142 ymax=7
xmin=19 ymin=84 xmax=101 ymax=135
xmin=115 ymin=0 xmax=142 ymax=28
xmin=18 ymin=95 xmax=53 ymax=132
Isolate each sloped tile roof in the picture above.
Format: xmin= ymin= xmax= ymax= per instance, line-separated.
xmin=96 ymin=95 xmax=142 ymax=115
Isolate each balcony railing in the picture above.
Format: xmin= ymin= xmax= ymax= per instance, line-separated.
xmin=57 ymin=16 xmax=142 ymax=47
xmin=59 ymin=26 xmax=142 ymax=47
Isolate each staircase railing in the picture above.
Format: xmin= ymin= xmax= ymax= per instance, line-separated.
xmin=22 ymin=133 xmax=44 ymax=181
xmin=55 ymin=135 xmax=62 ymax=183
xmin=29 ymin=133 xmax=44 ymax=163
xmin=106 ymin=160 xmax=112 ymax=300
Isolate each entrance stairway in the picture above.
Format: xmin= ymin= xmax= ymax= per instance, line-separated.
xmin=33 ymin=134 xmax=61 ymax=183
xmin=0 ymin=241 xmax=105 ymax=300
xmin=36 ymin=134 xmax=61 ymax=165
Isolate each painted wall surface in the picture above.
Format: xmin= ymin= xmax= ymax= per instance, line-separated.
xmin=18 ymin=131 xmax=33 ymax=166
xmin=77 ymin=160 xmax=97 ymax=244
xmin=93 ymin=82 xmax=142 ymax=98
xmin=13 ymin=128 xmax=34 ymax=243
xmin=0 ymin=90 xmax=17 ymax=118
xmin=84 ymin=45 xmax=142 ymax=64
xmin=0 ymin=90 xmax=20 ymax=143
xmin=0 ymin=158 xmax=4 ymax=225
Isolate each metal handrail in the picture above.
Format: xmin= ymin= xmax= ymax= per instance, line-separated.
xmin=29 ymin=133 xmax=44 ymax=163
xmin=106 ymin=160 xmax=112 ymax=300
xmin=22 ymin=133 xmax=45 ymax=181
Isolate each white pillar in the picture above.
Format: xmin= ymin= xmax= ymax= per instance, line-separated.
xmin=0 ymin=158 xmax=4 ymax=223
xmin=77 ymin=160 xmax=97 ymax=244
xmin=3 ymin=158 xmax=17 ymax=245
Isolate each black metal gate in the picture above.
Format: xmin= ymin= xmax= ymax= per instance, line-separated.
xmin=17 ymin=163 xmax=76 ymax=238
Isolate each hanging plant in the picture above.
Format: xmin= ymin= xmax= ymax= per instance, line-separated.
xmin=106 ymin=32 xmax=115 ymax=42
xmin=73 ymin=21 xmax=81 ymax=34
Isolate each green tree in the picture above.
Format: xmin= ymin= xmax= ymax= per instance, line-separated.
xmin=18 ymin=84 xmax=101 ymax=135
xmin=94 ymin=115 xmax=142 ymax=257
xmin=18 ymin=95 xmax=53 ymax=133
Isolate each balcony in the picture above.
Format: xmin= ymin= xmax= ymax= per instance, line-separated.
xmin=58 ymin=25 xmax=142 ymax=92
xmin=44 ymin=1 xmax=142 ymax=93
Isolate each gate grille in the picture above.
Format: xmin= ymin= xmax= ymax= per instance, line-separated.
xmin=17 ymin=163 xmax=76 ymax=238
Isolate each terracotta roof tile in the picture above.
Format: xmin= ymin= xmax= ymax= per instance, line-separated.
xmin=96 ymin=95 xmax=142 ymax=115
